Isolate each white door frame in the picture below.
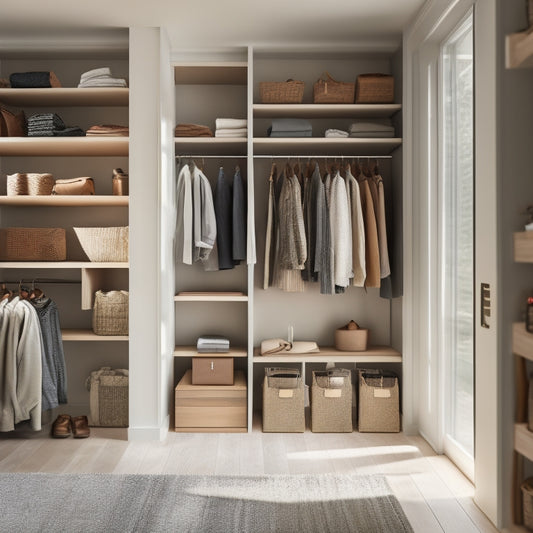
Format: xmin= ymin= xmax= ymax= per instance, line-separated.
xmin=403 ymin=0 xmax=501 ymax=526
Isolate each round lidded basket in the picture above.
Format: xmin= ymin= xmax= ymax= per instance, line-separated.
xmin=7 ymin=172 xmax=54 ymax=196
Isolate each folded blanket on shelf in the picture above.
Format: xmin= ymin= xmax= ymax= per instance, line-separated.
xmin=215 ymin=128 xmax=247 ymax=138
xmin=349 ymin=120 xmax=395 ymax=135
xmin=175 ymin=123 xmax=214 ymax=137
xmin=80 ymin=67 xmax=112 ymax=81
xmin=215 ymin=118 xmax=247 ymax=130
xmin=86 ymin=124 xmax=129 ymax=136
xmin=325 ymin=129 xmax=349 ymax=138
xmin=78 ymin=67 xmax=128 ymax=88
xmin=28 ymin=113 xmax=65 ymax=130
xmin=349 ymin=131 xmax=395 ymax=138
xmin=267 ymin=129 xmax=312 ymax=138
xmin=9 ymin=71 xmax=61 ymax=88
xmin=53 ymin=127 xmax=86 ymax=137
xmin=269 ymin=118 xmax=312 ymax=133
xmin=197 ymin=335 xmax=230 ymax=353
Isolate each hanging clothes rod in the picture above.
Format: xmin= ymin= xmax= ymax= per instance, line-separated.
xmin=253 ymin=155 xmax=392 ymax=159
xmin=0 ymin=278 xmax=81 ymax=285
xmin=176 ymin=155 xmax=247 ymax=159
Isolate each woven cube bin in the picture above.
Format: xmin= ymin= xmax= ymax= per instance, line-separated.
xmin=92 ymin=290 xmax=128 ymax=336
xmin=311 ymin=369 xmax=353 ymax=433
xmin=87 ymin=371 xmax=129 ymax=427
xmin=262 ymin=368 xmax=305 ymax=433
xmin=358 ymin=370 xmax=400 ymax=433
xmin=0 ymin=227 xmax=66 ymax=261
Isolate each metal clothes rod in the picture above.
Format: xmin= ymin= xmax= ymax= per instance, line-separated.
xmin=253 ymin=155 xmax=393 ymax=159
xmin=176 ymin=155 xmax=247 ymax=159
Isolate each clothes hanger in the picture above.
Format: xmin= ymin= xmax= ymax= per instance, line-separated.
xmin=19 ymin=280 xmax=31 ymax=300
xmin=29 ymin=279 xmax=44 ymax=300
xmin=0 ymin=283 xmax=12 ymax=301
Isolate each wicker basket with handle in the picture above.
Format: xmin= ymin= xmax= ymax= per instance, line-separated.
xmin=92 ymin=290 xmax=128 ymax=336
xmin=313 ymin=72 xmax=355 ymax=104
xmin=73 ymin=226 xmax=128 ymax=262
xmin=259 ymin=79 xmax=304 ymax=104
xmin=522 ymin=478 xmax=533 ymax=530
xmin=358 ymin=370 xmax=400 ymax=432
xmin=355 ymin=73 xmax=395 ymax=103
xmin=7 ymin=173 xmax=54 ymax=196
xmin=86 ymin=367 xmax=129 ymax=427
xmin=0 ymin=227 xmax=66 ymax=261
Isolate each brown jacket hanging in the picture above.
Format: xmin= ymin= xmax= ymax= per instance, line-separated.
xmin=359 ymin=179 xmax=380 ymax=288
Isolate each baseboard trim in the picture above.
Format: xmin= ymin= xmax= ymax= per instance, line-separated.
xmin=128 ymin=416 xmax=169 ymax=442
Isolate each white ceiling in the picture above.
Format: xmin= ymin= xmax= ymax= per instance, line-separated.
xmin=0 ymin=0 xmax=427 ymax=51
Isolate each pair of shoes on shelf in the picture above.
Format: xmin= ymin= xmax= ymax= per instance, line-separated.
xmin=51 ymin=414 xmax=90 ymax=439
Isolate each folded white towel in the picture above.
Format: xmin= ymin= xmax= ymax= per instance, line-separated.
xmin=215 ymin=128 xmax=248 ymax=137
xmin=78 ymin=78 xmax=127 ymax=88
xmin=80 ymin=67 xmax=112 ymax=81
xmin=325 ymin=129 xmax=349 ymax=138
xmin=215 ymin=118 xmax=247 ymax=130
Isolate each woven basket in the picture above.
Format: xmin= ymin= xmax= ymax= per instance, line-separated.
xmin=74 ymin=226 xmax=128 ymax=262
xmin=358 ymin=370 xmax=400 ymax=432
xmin=313 ymin=72 xmax=355 ymax=104
xmin=0 ymin=227 xmax=66 ymax=261
xmin=86 ymin=367 xmax=128 ymax=427
xmin=260 ymin=80 xmax=304 ymax=104
xmin=355 ymin=74 xmax=394 ymax=104
xmin=311 ymin=369 xmax=352 ymax=433
xmin=92 ymin=290 xmax=128 ymax=336
xmin=523 ymin=478 xmax=533 ymax=530
xmin=7 ymin=173 xmax=54 ymax=196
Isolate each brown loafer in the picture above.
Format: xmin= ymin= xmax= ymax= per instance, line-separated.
xmin=71 ymin=415 xmax=90 ymax=439
xmin=51 ymin=414 xmax=72 ymax=438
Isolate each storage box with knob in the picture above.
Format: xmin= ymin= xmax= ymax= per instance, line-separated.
xmin=192 ymin=357 xmax=234 ymax=385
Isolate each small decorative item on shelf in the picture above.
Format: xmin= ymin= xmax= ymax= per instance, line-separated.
xmin=313 ymin=72 xmax=355 ymax=104
xmin=112 ymin=168 xmax=129 ymax=196
xmin=0 ymin=227 xmax=66 ymax=261
xmin=52 ymin=177 xmax=95 ymax=195
xmin=527 ymin=297 xmax=533 ymax=333
xmin=259 ymin=79 xmax=305 ymax=103
xmin=85 ymin=366 xmax=129 ymax=427
xmin=0 ymin=107 xmax=27 ymax=137
xmin=73 ymin=226 xmax=128 ymax=262
xmin=334 ymin=320 xmax=369 ymax=351
xmin=522 ymin=478 xmax=533 ymax=530
xmin=92 ymin=290 xmax=129 ymax=336
xmin=7 ymin=172 xmax=54 ymax=196
xmin=355 ymin=73 xmax=395 ymax=104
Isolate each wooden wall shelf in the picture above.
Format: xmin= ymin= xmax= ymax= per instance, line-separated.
xmin=506 ymin=31 xmax=533 ymax=69
xmin=514 ymin=232 xmax=533 ymax=262
xmin=0 ymin=261 xmax=128 ymax=269
xmin=0 ymin=137 xmax=128 ymax=157
xmin=174 ymin=346 xmax=247 ymax=358
xmin=62 ymin=329 xmax=128 ymax=341
xmin=0 ymin=88 xmax=129 ymax=106
xmin=173 ymin=62 xmax=247 ymax=85
xmin=174 ymin=292 xmax=247 ymax=302
xmin=253 ymin=103 xmax=402 ymax=118
xmin=175 ymin=137 xmax=247 ymax=156
xmin=0 ymin=196 xmax=128 ymax=207
xmin=513 ymin=323 xmax=533 ymax=362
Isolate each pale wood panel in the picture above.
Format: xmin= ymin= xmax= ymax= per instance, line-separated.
xmin=62 ymin=329 xmax=128 ymax=341
xmin=506 ymin=32 xmax=533 ymax=69
xmin=173 ymin=63 xmax=247 ymax=85
xmin=0 ymin=261 xmax=128 ymax=268
xmin=173 ymin=427 xmax=247 ymax=433
xmin=175 ymin=406 xmax=247 ymax=428
xmin=0 ymin=196 xmax=128 ymax=207
xmin=0 ymin=137 xmax=128 ymax=157
xmin=174 ymin=346 xmax=247 ymax=358
xmin=215 ymin=433 xmax=243 ymax=475
xmin=174 ymin=292 xmax=247 ymax=302
xmin=253 ymin=103 xmax=402 ymax=119
xmin=176 ymin=390 xmax=246 ymax=400
xmin=111 ymin=442 xmax=150 ymax=474
xmin=515 ymin=423 xmax=533 ymax=462
xmin=514 ymin=232 xmax=533 ymax=263
xmin=175 ymin=369 xmax=246 ymax=391
xmin=0 ymin=88 xmax=129 ymax=106
xmin=81 ymin=267 xmax=106 ymax=310
xmin=175 ymin=138 xmax=247 ymax=156
xmin=513 ymin=323 xmax=533 ymax=361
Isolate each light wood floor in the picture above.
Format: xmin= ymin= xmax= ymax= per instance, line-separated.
xmin=0 ymin=420 xmax=499 ymax=533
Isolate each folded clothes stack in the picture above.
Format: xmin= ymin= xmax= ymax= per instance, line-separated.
xmin=0 ymin=78 xmax=10 ymax=88
xmin=348 ymin=119 xmax=395 ymax=138
xmin=86 ymin=124 xmax=129 ymax=137
xmin=197 ymin=335 xmax=230 ymax=353
xmin=267 ymin=118 xmax=312 ymax=138
xmin=215 ymin=118 xmax=247 ymax=138
xmin=175 ymin=123 xmax=214 ymax=137
xmin=9 ymin=71 xmax=61 ymax=88
xmin=78 ymin=67 xmax=128 ymax=88
xmin=325 ymin=128 xmax=349 ymax=138
xmin=27 ymin=113 xmax=85 ymax=137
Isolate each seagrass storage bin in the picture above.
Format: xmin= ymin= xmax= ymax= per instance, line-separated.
xmin=311 ymin=369 xmax=353 ymax=433
xmin=355 ymin=74 xmax=395 ymax=104
xmin=73 ymin=226 xmax=128 ymax=262
xmin=358 ymin=370 xmax=400 ymax=432
xmin=263 ymin=367 xmax=305 ymax=433
xmin=259 ymin=80 xmax=305 ymax=103
xmin=313 ymin=72 xmax=355 ymax=104
xmin=86 ymin=367 xmax=129 ymax=427
xmin=7 ymin=172 xmax=54 ymax=196
xmin=0 ymin=227 xmax=66 ymax=261
xmin=528 ymin=375 xmax=533 ymax=432
xmin=92 ymin=290 xmax=128 ymax=336
xmin=522 ymin=478 xmax=533 ymax=530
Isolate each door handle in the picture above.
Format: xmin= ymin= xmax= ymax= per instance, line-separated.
xmin=481 ymin=282 xmax=490 ymax=329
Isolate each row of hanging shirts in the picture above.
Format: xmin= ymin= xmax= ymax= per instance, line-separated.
xmin=0 ymin=281 xmax=67 ymax=432
xmin=264 ymin=158 xmax=392 ymax=297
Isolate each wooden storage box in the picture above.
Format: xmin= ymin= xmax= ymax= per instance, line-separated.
xmin=192 ymin=357 xmax=234 ymax=385
xmin=175 ymin=369 xmax=247 ymax=432
xmin=0 ymin=227 xmax=66 ymax=261
xmin=355 ymin=74 xmax=394 ymax=104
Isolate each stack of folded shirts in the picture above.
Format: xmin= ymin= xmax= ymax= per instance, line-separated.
xmin=86 ymin=124 xmax=129 ymax=137
xmin=175 ymin=123 xmax=213 ymax=137
xmin=215 ymin=118 xmax=247 ymax=138
xmin=27 ymin=113 xmax=85 ymax=137
xmin=78 ymin=67 xmax=128 ymax=88
xmin=197 ymin=335 xmax=230 ymax=353
xmin=325 ymin=128 xmax=349 ymax=138
xmin=9 ymin=71 xmax=61 ymax=88
xmin=348 ymin=119 xmax=395 ymax=138
xmin=0 ymin=78 xmax=9 ymax=88
xmin=267 ymin=118 xmax=312 ymax=138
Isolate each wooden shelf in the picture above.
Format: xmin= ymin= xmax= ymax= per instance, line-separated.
xmin=174 ymin=292 xmax=248 ymax=302
xmin=0 ymin=88 xmax=129 ymax=106
xmin=174 ymin=346 xmax=247 ymax=358
xmin=253 ymin=345 xmax=402 ymax=363
xmin=253 ymin=103 xmax=401 ymax=118
xmin=513 ymin=323 xmax=533 ymax=362
xmin=514 ymin=232 xmax=533 ymax=262
xmin=506 ymin=31 xmax=533 ymax=69
xmin=0 ymin=137 xmax=128 ymax=157
xmin=173 ymin=62 xmax=247 ymax=85
xmin=0 ymin=195 xmax=128 ymax=207
xmin=175 ymin=137 xmax=246 ymax=156
xmin=62 ymin=329 xmax=128 ymax=341
xmin=515 ymin=423 xmax=533 ymax=462
xmin=253 ymin=137 xmax=402 ymax=156
xmin=0 ymin=261 xmax=128 ymax=269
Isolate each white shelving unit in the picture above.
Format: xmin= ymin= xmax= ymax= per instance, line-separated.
xmin=0 ymin=196 xmax=128 ymax=207
xmin=0 ymin=137 xmax=128 ymax=157
xmin=253 ymin=103 xmax=401 ymax=118
xmin=0 ymin=87 xmax=129 ymax=106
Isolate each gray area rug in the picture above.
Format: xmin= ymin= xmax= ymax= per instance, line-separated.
xmin=0 ymin=473 xmax=413 ymax=532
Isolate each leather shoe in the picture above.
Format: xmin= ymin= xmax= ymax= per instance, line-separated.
xmin=72 ymin=415 xmax=90 ymax=439
xmin=51 ymin=414 xmax=72 ymax=438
